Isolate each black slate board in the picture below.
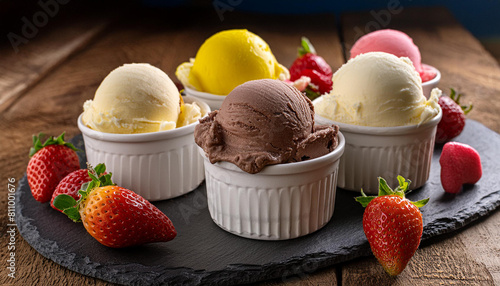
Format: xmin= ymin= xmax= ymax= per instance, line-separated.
xmin=16 ymin=119 xmax=500 ymax=286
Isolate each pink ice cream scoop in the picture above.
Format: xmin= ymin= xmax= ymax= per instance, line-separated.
xmin=350 ymin=29 xmax=436 ymax=82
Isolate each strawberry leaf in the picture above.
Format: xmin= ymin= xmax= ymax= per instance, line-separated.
xmin=449 ymin=88 xmax=473 ymax=115
xmin=394 ymin=175 xmax=411 ymax=197
xmin=356 ymin=176 xmax=429 ymax=208
xmin=29 ymin=132 xmax=80 ymax=157
xmin=57 ymin=163 xmax=115 ymax=223
xmin=354 ymin=189 xmax=376 ymax=207
xmin=378 ymin=177 xmax=394 ymax=196
xmin=298 ymin=37 xmax=316 ymax=56
xmin=94 ymin=163 xmax=106 ymax=175
xmin=100 ymin=173 xmax=113 ymax=186
xmin=63 ymin=207 xmax=82 ymax=222
xmin=53 ymin=194 xmax=81 ymax=222
xmin=397 ymin=175 xmax=408 ymax=190
xmin=304 ymin=86 xmax=321 ymax=101
xmin=53 ymin=194 xmax=78 ymax=210
xmin=79 ymin=163 xmax=114 ymax=204
xmin=412 ymin=198 xmax=430 ymax=208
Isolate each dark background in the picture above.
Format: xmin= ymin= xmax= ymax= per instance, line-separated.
xmin=2 ymin=0 xmax=500 ymax=64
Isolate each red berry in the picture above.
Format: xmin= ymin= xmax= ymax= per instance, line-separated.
xmin=300 ymin=69 xmax=333 ymax=95
xmin=53 ymin=164 xmax=177 ymax=248
xmin=289 ymin=37 xmax=333 ymax=100
xmin=439 ymin=142 xmax=482 ymax=194
xmin=290 ymin=53 xmax=333 ymax=81
xmin=27 ymin=133 xmax=80 ymax=203
xmin=436 ymin=96 xmax=465 ymax=143
xmin=80 ymin=185 xmax=176 ymax=248
xmin=363 ymin=195 xmax=423 ymax=275
xmin=50 ymin=169 xmax=91 ymax=211
xmin=436 ymin=89 xmax=472 ymax=144
xmin=355 ymin=176 xmax=428 ymax=276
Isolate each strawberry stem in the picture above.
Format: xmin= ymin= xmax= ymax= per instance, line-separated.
xmin=29 ymin=132 xmax=80 ymax=157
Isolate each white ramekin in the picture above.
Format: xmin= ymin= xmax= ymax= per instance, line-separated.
xmin=184 ymin=87 xmax=226 ymax=110
xmin=199 ymin=132 xmax=345 ymax=240
xmin=313 ymin=97 xmax=442 ymax=194
xmin=421 ymin=64 xmax=441 ymax=99
xmin=78 ymin=96 xmax=210 ymax=201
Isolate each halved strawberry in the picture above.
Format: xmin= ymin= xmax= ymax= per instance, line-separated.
xmin=439 ymin=142 xmax=482 ymax=193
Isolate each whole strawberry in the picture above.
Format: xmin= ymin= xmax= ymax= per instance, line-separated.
xmin=355 ymin=176 xmax=429 ymax=276
xmin=27 ymin=133 xmax=80 ymax=203
xmin=50 ymin=169 xmax=93 ymax=211
xmin=54 ymin=164 xmax=176 ymax=248
xmin=289 ymin=37 xmax=333 ymax=99
xmin=439 ymin=142 xmax=482 ymax=193
xmin=436 ymin=88 xmax=473 ymax=144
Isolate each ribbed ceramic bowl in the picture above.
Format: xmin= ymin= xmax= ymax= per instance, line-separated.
xmin=421 ymin=64 xmax=441 ymax=98
xmin=199 ymin=132 xmax=345 ymax=240
xmin=313 ymin=97 xmax=442 ymax=194
xmin=184 ymin=87 xmax=226 ymax=110
xmin=78 ymin=96 xmax=210 ymax=201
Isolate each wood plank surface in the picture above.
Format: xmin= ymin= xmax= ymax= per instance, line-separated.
xmin=0 ymin=4 xmax=112 ymax=113
xmin=0 ymin=6 xmax=342 ymax=286
xmin=340 ymin=6 xmax=500 ymax=285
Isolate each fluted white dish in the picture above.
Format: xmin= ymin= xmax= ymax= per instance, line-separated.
xmin=313 ymin=97 xmax=441 ymax=194
xmin=184 ymin=87 xmax=226 ymax=110
xmin=199 ymin=132 xmax=345 ymax=240
xmin=421 ymin=64 xmax=441 ymax=99
xmin=78 ymin=96 xmax=210 ymax=201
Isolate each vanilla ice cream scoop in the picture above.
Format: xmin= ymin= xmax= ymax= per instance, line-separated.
xmin=315 ymin=52 xmax=440 ymax=127
xmin=83 ymin=63 xmax=202 ymax=134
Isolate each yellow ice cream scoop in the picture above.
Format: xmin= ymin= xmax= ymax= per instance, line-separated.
xmin=176 ymin=29 xmax=289 ymax=96
xmin=83 ymin=63 xmax=202 ymax=134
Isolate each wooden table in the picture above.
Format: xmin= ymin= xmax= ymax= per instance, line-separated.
xmin=1 ymin=3 xmax=499 ymax=285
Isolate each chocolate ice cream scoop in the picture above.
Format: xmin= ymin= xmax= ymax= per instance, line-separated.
xmin=195 ymin=79 xmax=339 ymax=174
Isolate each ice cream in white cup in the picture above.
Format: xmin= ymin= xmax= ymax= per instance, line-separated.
xmin=195 ymin=79 xmax=344 ymax=239
xmin=176 ymin=29 xmax=289 ymax=110
xmin=350 ymin=29 xmax=441 ymax=99
xmin=314 ymin=52 xmax=442 ymax=193
xmin=79 ymin=63 xmax=210 ymax=201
